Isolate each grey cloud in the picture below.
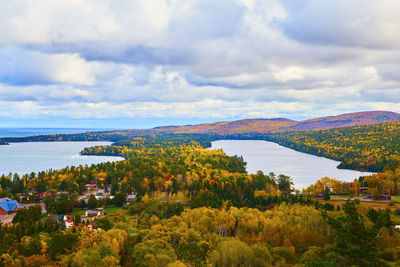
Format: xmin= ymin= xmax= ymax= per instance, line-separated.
xmin=279 ymin=0 xmax=400 ymax=49
xmin=0 ymin=0 xmax=400 ymax=122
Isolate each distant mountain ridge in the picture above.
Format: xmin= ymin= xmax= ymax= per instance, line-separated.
xmin=287 ymin=111 xmax=400 ymax=131
xmin=118 ymin=111 xmax=400 ymax=135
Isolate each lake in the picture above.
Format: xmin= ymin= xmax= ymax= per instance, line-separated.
xmin=211 ymin=140 xmax=374 ymax=189
xmin=0 ymin=142 xmax=124 ymax=176
xmin=0 ymin=128 xmax=111 ymax=138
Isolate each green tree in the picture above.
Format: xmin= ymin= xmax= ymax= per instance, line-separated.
xmin=87 ymin=195 xmax=98 ymax=210
xmin=210 ymin=239 xmax=253 ymax=267
xmin=95 ymin=218 xmax=113 ymax=231
xmin=324 ymin=201 xmax=386 ymax=266
xmin=80 ymin=199 xmax=87 ymax=209
xmin=177 ymin=241 xmax=210 ymax=266
xmin=74 ymin=214 xmax=81 ymax=226
xmin=111 ymin=180 xmax=119 ymax=196
xmin=114 ymin=192 xmax=126 ymax=207
xmin=278 ymin=174 xmax=293 ymax=192
xmin=47 ymin=232 xmax=78 ymax=260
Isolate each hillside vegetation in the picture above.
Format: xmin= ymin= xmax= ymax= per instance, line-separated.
xmin=79 ymin=120 xmax=400 ymax=173
xmin=1 ymin=111 xmax=399 ymax=144
xmin=1 ymin=134 xmax=398 ymax=266
xmin=269 ymin=121 xmax=400 ymax=172
xmin=113 ymin=110 xmax=400 ymax=135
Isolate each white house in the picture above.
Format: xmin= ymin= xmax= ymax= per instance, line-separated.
xmin=65 ymin=219 xmax=74 ymax=228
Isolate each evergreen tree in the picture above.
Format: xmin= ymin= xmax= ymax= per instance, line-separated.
xmin=324 ymin=201 xmax=385 ymax=266
xmin=88 ymin=195 xmax=98 ymax=210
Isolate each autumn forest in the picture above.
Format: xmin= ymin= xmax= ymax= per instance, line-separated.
xmin=1 ymin=113 xmax=400 ymax=266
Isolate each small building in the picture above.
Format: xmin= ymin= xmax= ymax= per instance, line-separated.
xmin=54 ymin=215 xmax=75 ymax=228
xmin=95 ymin=193 xmax=105 ymax=200
xmin=65 ymin=219 xmax=74 ymax=229
xmin=96 ymin=189 xmax=105 ymax=195
xmin=359 ymin=187 xmax=369 ymax=195
xmin=126 ymin=193 xmax=137 ymax=203
xmin=85 ymin=183 xmax=98 ymax=191
xmin=35 ymin=191 xmax=52 ymax=202
xmin=81 ymin=218 xmax=90 ymax=225
xmin=0 ymin=197 xmax=12 ymax=203
xmin=0 ymin=199 xmax=22 ymax=215
xmin=35 ymin=194 xmax=44 ymax=202
xmin=54 ymin=214 xmax=64 ymax=225
xmin=85 ymin=210 xmax=102 ymax=217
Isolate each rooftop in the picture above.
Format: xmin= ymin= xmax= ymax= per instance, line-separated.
xmin=0 ymin=200 xmax=21 ymax=212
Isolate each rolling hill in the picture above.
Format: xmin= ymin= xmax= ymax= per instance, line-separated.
xmin=118 ymin=111 xmax=400 ymax=135
xmin=287 ymin=111 xmax=400 ymax=131
xmin=2 ymin=111 xmax=399 ymax=144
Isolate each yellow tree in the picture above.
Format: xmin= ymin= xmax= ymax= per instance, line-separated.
xmin=352 ymin=179 xmax=360 ymax=195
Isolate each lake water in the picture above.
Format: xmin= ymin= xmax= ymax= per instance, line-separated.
xmin=0 ymin=142 xmax=124 ymax=176
xmin=0 ymin=128 xmax=110 ymax=138
xmin=212 ymin=140 xmax=374 ymax=189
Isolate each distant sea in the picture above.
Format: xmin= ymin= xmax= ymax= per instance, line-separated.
xmin=0 ymin=141 xmax=124 ymax=176
xmin=0 ymin=128 xmax=111 ymax=138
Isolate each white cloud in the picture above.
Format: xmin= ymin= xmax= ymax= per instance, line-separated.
xmin=280 ymin=0 xmax=400 ymax=49
xmin=273 ymin=66 xmax=305 ymax=82
xmin=0 ymin=0 xmax=400 ymax=124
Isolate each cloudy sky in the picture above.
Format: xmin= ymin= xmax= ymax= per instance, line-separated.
xmin=1 ymin=0 xmax=400 ymax=128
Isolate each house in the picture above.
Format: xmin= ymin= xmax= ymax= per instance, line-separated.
xmin=35 ymin=191 xmax=52 ymax=202
xmin=85 ymin=183 xmax=98 ymax=191
xmin=35 ymin=194 xmax=44 ymax=202
xmin=0 ymin=199 xmax=22 ymax=215
xmin=126 ymin=193 xmax=137 ymax=203
xmin=96 ymin=189 xmax=105 ymax=195
xmin=360 ymin=187 xmax=369 ymax=195
xmin=0 ymin=197 xmax=12 ymax=203
xmin=85 ymin=210 xmax=102 ymax=217
xmin=65 ymin=219 xmax=74 ymax=229
xmin=54 ymin=214 xmax=64 ymax=225
xmin=53 ymin=215 xmax=75 ymax=228
xmin=95 ymin=193 xmax=105 ymax=200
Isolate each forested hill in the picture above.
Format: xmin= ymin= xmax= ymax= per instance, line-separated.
xmin=109 ymin=110 xmax=400 ymax=136
xmin=287 ymin=111 xmax=400 ymax=131
xmin=267 ymin=121 xmax=400 ymax=172
xmin=0 ymin=111 xmax=399 ymax=144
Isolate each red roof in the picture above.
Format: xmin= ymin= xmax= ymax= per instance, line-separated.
xmin=65 ymin=219 xmax=73 ymax=223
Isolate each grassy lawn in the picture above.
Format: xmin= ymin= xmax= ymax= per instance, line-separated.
xmin=330 ymin=195 xmax=347 ymax=200
xmin=71 ymin=209 xmax=86 ymax=216
xmin=70 ymin=206 xmax=122 ymax=216
xmin=316 ymin=197 xmax=400 ymax=211
xmin=104 ymin=206 xmax=123 ymax=215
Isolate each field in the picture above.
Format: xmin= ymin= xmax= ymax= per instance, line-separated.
xmin=317 ymin=197 xmax=399 ymax=211
xmin=70 ymin=205 xmax=123 ymax=216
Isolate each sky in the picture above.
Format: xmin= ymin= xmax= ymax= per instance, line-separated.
xmin=1 ymin=0 xmax=400 ymax=128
